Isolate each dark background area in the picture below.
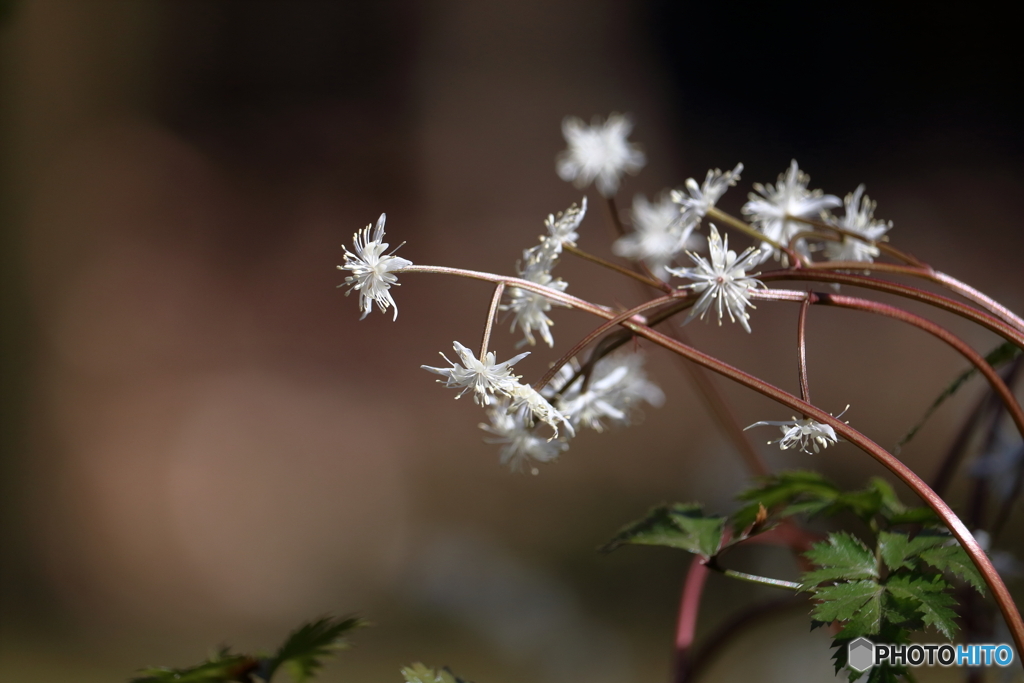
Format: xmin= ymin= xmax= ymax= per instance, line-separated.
xmin=2 ymin=2 xmax=1021 ymax=682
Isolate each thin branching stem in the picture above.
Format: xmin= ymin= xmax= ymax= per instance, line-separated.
xmin=479 ymin=283 xmax=504 ymax=359
xmin=704 ymin=559 xmax=803 ymax=591
xmin=797 ymin=295 xmax=812 ymax=404
xmin=753 ymin=288 xmax=1024 ymax=443
xmin=706 ymin=206 xmax=807 ymax=266
xmin=562 ymin=243 xmax=670 ymax=292
xmin=400 ymin=262 xmax=1024 ymax=657
xmin=533 ymin=292 xmax=686 ymax=391
xmin=759 ymin=270 xmax=1024 ymax=348
xmin=783 ymin=213 xmax=925 ymax=267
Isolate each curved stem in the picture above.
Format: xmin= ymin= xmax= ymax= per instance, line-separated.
xmin=759 ymin=270 xmax=1024 ymax=349
xmin=479 ymin=283 xmax=504 ymax=359
xmin=673 ymin=557 xmax=709 ymax=683
xmin=399 ymin=262 xmax=1024 ymax=657
xmin=534 ymin=293 xmax=685 ymax=391
xmin=704 ymin=558 xmax=803 ymax=591
xmin=604 ymin=320 xmax=1024 ymax=658
xmin=796 ymin=295 xmax=812 ymax=404
xmin=798 ymin=261 xmax=1024 ymax=333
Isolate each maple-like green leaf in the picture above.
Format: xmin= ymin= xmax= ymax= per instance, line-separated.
xmin=401 ymin=663 xmax=471 ymax=683
xmin=266 ymin=616 xmax=366 ymax=683
xmin=811 ymin=580 xmax=885 ymax=636
xmin=602 ymin=503 xmax=724 ymax=558
xmin=919 ymin=544 xmax=985 ymax=593
xmin=802 ymin=533 xmax=879 ymax=586
xmin=886 ymin=575 xmax=959 ymax=640
xmin=877 ymin=530 xmax=949 ymax=572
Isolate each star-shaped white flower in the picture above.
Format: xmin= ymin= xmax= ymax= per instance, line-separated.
xmin=525 ymin=198 xmax=588 ymax=272
xmin=422 ymin=342 xmax=529 ymax=406
xmin=744 ymin=406 xmax=848 ymax=454
xmin=671 ymin=163 xmax=743 ymax=233
xmin=480 ymin=402 xmax=568 ymax=472
xmin=824 ymin=185 xmax=892 ymax=263
xmin=509 ymin=384 xmax=574 ymax=440
xmin=667 ymin=225 xmax=766 ymax=333
xmin=612 ymin=193 xmax=694 ymax=281
xmin=556 ymin=114 xmax=646 ymax=197
xmin=742 ymin=160 xmax=841 ymax=263
xmin=338 ymin=213 xmax=412 ymax=320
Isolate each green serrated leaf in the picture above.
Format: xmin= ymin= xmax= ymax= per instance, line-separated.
xmin=803 ymin=533 xmax=879 ymax=586
xmin=602 ymin=503 xmax=724 ymax=558
xmin=895 ymin=341 xmax=1021 ymax=453
xmin=877 ymin=530 xmax=949 ymax=572
xmin=919 ymin=544 xmax=986 ymax=594
xmin=811 ymin=580 xmax=885 ymax=635
xmin=266 ymin=616 xmax=366 ymax=683
xmin=401 ymin=663 xmax=470 ymax=683
xmin=131 ymin=653 xmax=256 ymax=683
xmin=885 ymin=575 xmax=959 ymax=640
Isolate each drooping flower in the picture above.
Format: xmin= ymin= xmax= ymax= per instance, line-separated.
xmin=547 ymin=352 xmax=664 ymax=433
xmin=502 ymin=262 xmax=567 ymax=348
xmin=612 ymin=193 xmax=694 ymax=281
xmin=479 ymin=402 xmax=568 ymax=472
xmin=671 ymin=163 xmax=743 ymax=234
xmin=509 ymin=383 xmax=575 ymax=439
xmin=667 ymin=225 xmax=766 ymax=333
xmin=742 ymin=160 xmax=841 ymax=263
xmin=338 ymin=213 xmax=412 ymax=320
xmin=744 ymin=406 xmax=848 ymax=454
xmin=824 ymin=185 xmax=892 ymax=263
xmin=556 ymin=114 xmax=646 ymax=197
xmin=421 ymin=342 xmax=529 ymax=406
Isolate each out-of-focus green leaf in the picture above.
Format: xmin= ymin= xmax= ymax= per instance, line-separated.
xmin=401 ymin=663 xmax=472 ymax=683
xmin=267 ymin=616 xmax=366 ymax=682
xmin=131 ymin=651 xmax=256 ymax=683
xmin=602 ymin=503 xmax=724 ymax=558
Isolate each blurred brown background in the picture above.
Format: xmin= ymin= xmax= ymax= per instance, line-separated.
xmin=1 ymin=2 xmax=1022 ymax=682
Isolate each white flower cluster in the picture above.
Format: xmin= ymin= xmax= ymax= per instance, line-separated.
xmin=476 ymin=351 xmax=664 ymax=472
xmin=745 ymin=406 xmax=849 ymax=455
xmin=501 ymin=199 xmax=587 ymax=348
xmin=824 ymin=184 xmax=893 ymax=262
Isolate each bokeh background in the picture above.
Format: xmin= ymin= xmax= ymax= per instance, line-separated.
xmin=2 ymin=2 xmax=1022 ymax=682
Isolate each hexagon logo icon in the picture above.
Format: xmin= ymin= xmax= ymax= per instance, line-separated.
xmin=848 ymin=638 xmax=875 ymax=672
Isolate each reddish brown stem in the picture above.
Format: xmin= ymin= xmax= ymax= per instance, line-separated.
xmin=672 ymin=556 xmax=709 ymax=683
xmin=796 ymin=295 xmax=812 ymax=404
xmin=759 ymin=270 xmax=1024 ymax=349
xmin=479 ymin=282 xmax=504 ymax=359
xmin=612 ymin=319 xmax=1024 ymax=659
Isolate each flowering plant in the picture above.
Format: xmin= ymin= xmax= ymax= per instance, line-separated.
xmin=137 ymin=115 xmax=1023 ymax=683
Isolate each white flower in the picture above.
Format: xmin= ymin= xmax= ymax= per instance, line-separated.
xmin=667 ymin=225 xmax=766 ymax=333
xmin=742 ymin=160 xmax=841 ymax=263
xmin=612 ymin=193 xmax=694 ymax=281
xmin=509 ymin=383 xmax=575 ymax=439
xmin=671 ymin=163 xmax=743 ymax=233
xmin=548 ymin=352 xmax=664 ymax=433
xmin=525 ymin=198 xmax=588 ymax=272
xmin=502 ymin=262 xmax=567 ymax=348
xmin=422 ymin=342 xmax=529 ymax=406
xmin=338 ymin=213 xmax=412 ymax=320
xmin=824 ymin=185 xmax=892 ymax=263
xmin=744 ymin=406 xmax=848 ymax=454
xmin=480 ymin=402 xmax=568 ymax=472
xmin=556 ymin=114 xmax=646 ymax=197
